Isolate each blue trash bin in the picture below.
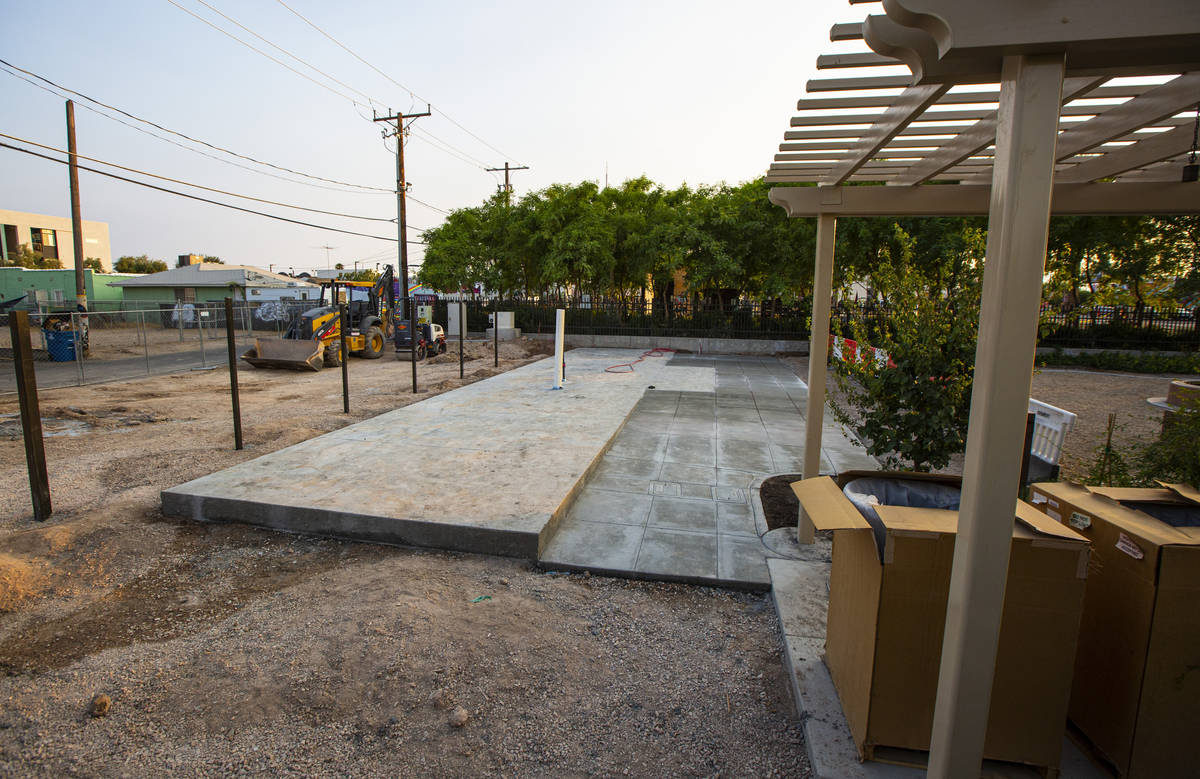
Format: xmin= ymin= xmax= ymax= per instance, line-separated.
xmin=43 ymin=329 xmax=79 ymax=362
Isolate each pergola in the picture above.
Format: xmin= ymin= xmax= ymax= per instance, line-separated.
xmin=766 ymin=1 xmax=1200 ymax=775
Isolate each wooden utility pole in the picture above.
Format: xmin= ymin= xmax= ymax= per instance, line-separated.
xmin=374 ymin=106 xmax=431 ymax=393
xmin=66 ymin=100 xmax=86 ymax=306
xmin=66 ymin=100 xmax=89 ymax=354
xmin=485 ymin=162 xmax=530 ymax=204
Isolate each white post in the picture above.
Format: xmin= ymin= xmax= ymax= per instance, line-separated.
xmin=798 ymin=213 xmax=836 ymax=543
xmin=928 ymin=54 xmax=1065 ymax=779
xmin=553 ymin=308 xmax=565 ymax=389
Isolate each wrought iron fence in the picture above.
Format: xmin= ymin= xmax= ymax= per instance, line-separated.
xmin=433 ymin=297 xmax=816 ymax=341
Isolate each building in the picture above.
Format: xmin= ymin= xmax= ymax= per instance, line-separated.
xmin=0 ymin=208 xmax=112 ymax=271
xmin=110 ymin=263 xmax=320 ymax=305
xmin=0 ymin=267 xmax=138 ymax=311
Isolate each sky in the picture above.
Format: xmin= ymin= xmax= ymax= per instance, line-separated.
xmin=0 ymin=0 xmax=862 ymax=276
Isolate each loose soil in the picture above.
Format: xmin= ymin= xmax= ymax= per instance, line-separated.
xmin=0 ymin=341 xmax=806 ymax=777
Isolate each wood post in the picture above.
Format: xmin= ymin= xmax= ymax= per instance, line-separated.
xmin=458 ymin=301 xmax=465 ymax=380
xmin=224 ymin=297 xmax=243 ymax=450
xmin=10 ymin=311 xmax=51 ymax=520
xmin=798 ymin=213 xmax=837 ymax=543
xmin=928 ymin=53 xmax=1066 ymax=779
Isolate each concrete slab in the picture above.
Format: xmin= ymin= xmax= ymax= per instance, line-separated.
xmin=162 ymin=349 xmax=710 ymax=558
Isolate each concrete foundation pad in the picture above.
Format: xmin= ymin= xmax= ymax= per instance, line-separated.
xmin=162 ymin=349 xmax=710 ymax=557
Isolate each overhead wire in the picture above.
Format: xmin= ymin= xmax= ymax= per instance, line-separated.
xmin=0 ymin=58 xmax=394 ymax=193
xmin=272 ymin=0 xmax=526 ymax=166
xmin=163 ymin=0 xmax=372 ymax=111
xmin=0 ymin=141 xmax=397 ymax=241
xmin=187 ymin=0 xmax=385 ymax=111
xmin=0 ymin=131 xmax=396 ymax=223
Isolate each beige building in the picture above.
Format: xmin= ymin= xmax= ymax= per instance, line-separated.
xmin=0 ymin=208 xmax=112 ymax=271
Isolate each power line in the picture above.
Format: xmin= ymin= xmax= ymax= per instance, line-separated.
xmin=0 ymin=58 xmax=394 ymax=194
xmin=0 ymin=131 xmax=396 ymax=223
xmin=272 ymin=0 xmax=525 ymax=166
xmin=188 ymin=0 xmax=385 ymax=110
xmin=0 ymin=141 xmax=397 ymax=241
xmin=164 ymin=0 xmax=371 ymax=111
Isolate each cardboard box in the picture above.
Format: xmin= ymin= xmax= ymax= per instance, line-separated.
xmin=1028 ymin=481 xmax=1200 ymax=778
xmin=793 ymin=475 xmax=1089 ymax=769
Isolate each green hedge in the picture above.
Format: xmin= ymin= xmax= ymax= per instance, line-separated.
xmin=1035 ymin=349 xmax=1200 ymax=374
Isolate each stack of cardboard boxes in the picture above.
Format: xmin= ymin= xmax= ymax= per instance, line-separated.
xmin=1028 ymin=481 xmax=1200 ymax=778
xmin=792 ymin=473 xmax=1090 ymax=771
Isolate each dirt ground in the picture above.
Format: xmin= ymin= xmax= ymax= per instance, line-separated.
xmin=0 ymin=341 xmax=806 ymax=777
xmin=781 ymin=355 xmax=1190 ymax=481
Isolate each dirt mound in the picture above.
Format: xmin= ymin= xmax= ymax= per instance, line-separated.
xmin=0 ymin=553 xmax=42 ymax=612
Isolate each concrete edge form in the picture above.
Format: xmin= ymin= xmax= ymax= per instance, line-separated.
xmin=536 ymin=557 xmax=772 ymax=593
xmin=160 ymin=491 xmax=543 ymax=558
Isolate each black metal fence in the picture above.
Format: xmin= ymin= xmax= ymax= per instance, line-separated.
xmin=433 ymin=298 xmax=816 ymax=341
xmin=1037 ymin=306 xmax=1200 ymax=351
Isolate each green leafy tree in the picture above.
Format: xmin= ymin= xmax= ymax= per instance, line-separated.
xmin=114 ymin=255 xmax=168 ymax=274
xmin=82 ymin=257 xmax=105 ymax=272
xmin=202 ymin=255 xmax=223 ymax=264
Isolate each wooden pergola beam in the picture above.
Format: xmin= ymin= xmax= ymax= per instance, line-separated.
xmin=765 ymin=181 xmax=1200 ymax=214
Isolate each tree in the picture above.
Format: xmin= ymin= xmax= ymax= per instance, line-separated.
xmin=831 ymin=227 xmax=984 ymax=471
xmin=114 ymin=255 xmax=168 ymax=274
xmin=338 ymin=269 xmax=379 ymax=282
xmin=202 ymin=255 xmax=223 ymax=264
xmin=83 ymin=257 xmax=105 ymax=272
xmin=2 ymin=243 xmax=62 ymax=269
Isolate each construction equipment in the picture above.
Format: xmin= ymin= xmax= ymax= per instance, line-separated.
xmin=241 ymin=266 xmax=395 ymax=371
xmin=395 ymin=322 xmax=447 ymax=361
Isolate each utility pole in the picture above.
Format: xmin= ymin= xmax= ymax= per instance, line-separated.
xmin=375 ymin=105 xmax=431 ymax=392
xmin=66 ymin=100 xmax=88 ymax=354
xmin=485 ymin=162 xmax=529 ymax=205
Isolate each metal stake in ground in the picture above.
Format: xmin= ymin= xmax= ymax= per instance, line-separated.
xmin=458 ymin=300 xmax=465 ymax=380
xmin=493 ymin=300 xmax=499 ymax=368
xmin=340 ymin=303 xmax=350 ymax=414
xmin=10 ymin=311 xmax=51 ymax=520
xmin=224 ymin=297 xmax=243 ymax=450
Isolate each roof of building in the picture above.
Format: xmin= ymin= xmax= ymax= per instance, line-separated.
xmin=110 ymin=263 xmax=318 ymax=289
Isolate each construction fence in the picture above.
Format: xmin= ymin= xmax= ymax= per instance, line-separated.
xmin=0 ymin=301 xmax=312 ymax=392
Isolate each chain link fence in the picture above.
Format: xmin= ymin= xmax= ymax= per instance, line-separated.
xmin=0 ymin=301 xmax=314 ymax=393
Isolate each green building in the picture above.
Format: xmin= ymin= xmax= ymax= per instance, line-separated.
xmin=0 ymin=267 xmax=139 ymax=311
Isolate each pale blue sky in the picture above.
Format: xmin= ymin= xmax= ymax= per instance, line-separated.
xmin=1 ymin=0 xmax=856 ymax=274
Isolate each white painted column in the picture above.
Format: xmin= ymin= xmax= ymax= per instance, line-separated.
xmin=803 ymin=213 xmax=836 ymax=480
xmin=553 ymin=308 xmax=565 ymax=389
xmin=928 ymin=54 xmax=1065 ymax=778
xmin=797 ymin=214 xmax=837 ymax=543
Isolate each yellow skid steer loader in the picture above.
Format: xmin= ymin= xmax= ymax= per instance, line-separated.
xmin=241 ymin=266 xmax=394 ymax=371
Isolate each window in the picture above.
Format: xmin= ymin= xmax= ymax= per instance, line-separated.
xmin=30 ymin=228 xmax=59 ymax=260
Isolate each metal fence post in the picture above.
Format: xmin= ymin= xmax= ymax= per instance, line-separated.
xmin=141 ymin=310 xmax=151 ymax=375
xmin=198 ymin=309 xmax=207 ymax=367
xmin=224 ymin=298 xmax=243 ymax=449
xmin=10 ymin=311 xmax=51 ymax=520
xmin=72 ymin=312 xmax=84 ymax=386
xmin=340 ymin=303 xmax=350 ymax=414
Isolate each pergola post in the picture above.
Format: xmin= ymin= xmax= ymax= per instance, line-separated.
xmin=799 ymin=213 xmax=837 ymax=542
xmin=928 ymin=53 xmax=1065 ymax=778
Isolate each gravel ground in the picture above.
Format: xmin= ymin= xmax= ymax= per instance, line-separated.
xmin=781 ymin=355 xmax=1195 ymax=481
xmin=0 ymin=342 xmax=807 ymax=778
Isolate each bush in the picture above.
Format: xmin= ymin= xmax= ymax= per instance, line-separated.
xmin=1086 ymin=400 xmax=1200 ymax=488
xmin=830 ymin=265 xmax=979 ymax=472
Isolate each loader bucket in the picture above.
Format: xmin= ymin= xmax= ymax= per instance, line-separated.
xmin=241 ymin=338 xmax=324 ymax=371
